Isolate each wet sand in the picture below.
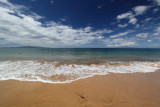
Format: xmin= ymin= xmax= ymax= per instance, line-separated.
xmin=0 ymin=71 xmax=160 ymax=107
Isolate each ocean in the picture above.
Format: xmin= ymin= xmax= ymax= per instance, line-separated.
xmin=0 ymin=47 xmax=160 ymax=83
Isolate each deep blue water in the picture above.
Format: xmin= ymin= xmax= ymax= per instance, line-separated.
xmin=0 ymin=48 xmax=160 ymax=64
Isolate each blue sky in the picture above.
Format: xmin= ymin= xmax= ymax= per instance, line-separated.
xmin=0 ymin=0 xmax=160 ymax=48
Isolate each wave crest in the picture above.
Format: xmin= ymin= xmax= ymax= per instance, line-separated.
xmin=0 ymin=60 xmax=160 ymax=83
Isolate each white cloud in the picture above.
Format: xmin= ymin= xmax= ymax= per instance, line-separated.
xmin=0 ymin=0 xmax=112 ymax=47
xmin=117 ymin=24 xmax=128 ymax=28
xmin=97 ymin=36 xmax=104 ymax=39
xmin=135 ymin=24 xmax=140 ymax=28
xmin=114 ymin=42 xmax=136 ymax=47
xmin=117 ymin=12 xmax=133 ymax=20
xmin=116 ymin=5 xmax=151 ymax=25
xmin=109 ymin=30 xmax=133 ymax=38
xmin=150 ymin=0 xmax=160 ymax=6
xmin=155 ymin=0 xmax=160 ymax=5
xmin=144 ymin=17 xmax=152 ymax=22
xmin=129 ymin=17 xmax=137 ymax=24
xmin=147 ymin=40 xmax=152 ymax=42
xmin=105 ymin=38 xmax=137 ymax=47
xmin=116 ymin=12 xmax=137 ymax=25
xmin=153 ymin=8 xmax=159 ymax=13
xmin=156 ymin=26 xmax=160 ymax=33
xmin=154 ymin=16 xmax=160 ymax=20
xmin=60 ymin=18 xmax=66 ymax=22
xmin=153 ymin=33 xmax=159 ymax=35
xmin=136 ymin=33 xmax=149 ymax=38
xmin=133 ymin=6 xmax=151 ymax=15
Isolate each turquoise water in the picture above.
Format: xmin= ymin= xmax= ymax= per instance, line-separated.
xmin=0 ymin=48 xmax=160 ymax=63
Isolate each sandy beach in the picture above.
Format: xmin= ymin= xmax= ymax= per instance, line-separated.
xmin=0 ymin=71 xmax=160 ymax=107
xmin=1 ymin=0 xmax=160 ymax=106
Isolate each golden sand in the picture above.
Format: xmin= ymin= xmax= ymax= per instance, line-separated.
xmin=0 ymin=71 xmax=160 ymax=107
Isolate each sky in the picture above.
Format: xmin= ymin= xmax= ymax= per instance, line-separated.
xmin=0 ymin=0 xmax=160 ymax=48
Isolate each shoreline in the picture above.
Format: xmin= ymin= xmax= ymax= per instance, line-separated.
xmin=1 ymin=71 xmax=160 ymax=107
xmin=1 ymin=60 xmax=160 ymax=84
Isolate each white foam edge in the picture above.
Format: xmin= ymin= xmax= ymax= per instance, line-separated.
xmin=0 ymin=60 xmax=160 ymax=83
xmin=0 ymin=72 xmax=108 ymax=84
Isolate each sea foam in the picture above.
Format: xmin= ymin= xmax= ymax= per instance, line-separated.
xmin=0 ymin=60 xmax=160 ymax=83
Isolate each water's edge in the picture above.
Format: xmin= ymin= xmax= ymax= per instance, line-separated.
xmin=0 ymin=60 xmax=160 ymax=83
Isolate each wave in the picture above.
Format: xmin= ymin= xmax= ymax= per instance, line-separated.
xmin=0 ymin=60 xmax=160 ymax=83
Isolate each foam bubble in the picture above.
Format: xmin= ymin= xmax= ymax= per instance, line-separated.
xmin=0 ymin=60 xmax=160 ymax=83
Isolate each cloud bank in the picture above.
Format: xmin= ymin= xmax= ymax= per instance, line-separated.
xmin=0 ymin=0 xmax=112 ymax=47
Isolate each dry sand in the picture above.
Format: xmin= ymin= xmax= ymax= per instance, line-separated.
xmin=0 ymin=71 xmax=160 ymax=107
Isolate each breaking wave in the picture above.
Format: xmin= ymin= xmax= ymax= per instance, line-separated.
xmin=0 ymin=60 xmax=160 ymax=83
